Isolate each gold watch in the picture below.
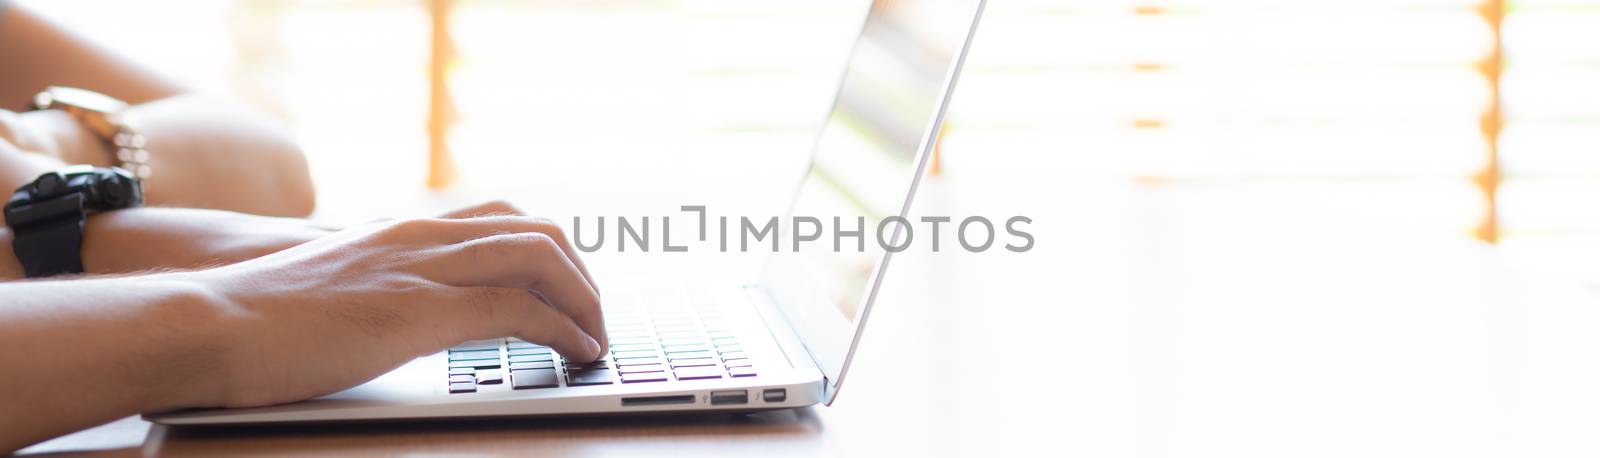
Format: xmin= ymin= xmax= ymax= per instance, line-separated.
xmin=31 ymin=86 xmax=152 ymax=181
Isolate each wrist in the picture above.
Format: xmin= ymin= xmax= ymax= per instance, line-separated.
xmin=110 ymin=272 xmax=236 ymax=411
xmin=79 ymin=208 xmax=161 ymax=274
xmin=0 ymin=228 xmax=19 ymax=279
xmin=10 ymin=110 xmax=110 ymax=166
xmin=80 ymin=208 xmax=333 ymax=274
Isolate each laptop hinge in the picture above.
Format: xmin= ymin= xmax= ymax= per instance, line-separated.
xmin=742 ymin=285 xmax=827 ymax=375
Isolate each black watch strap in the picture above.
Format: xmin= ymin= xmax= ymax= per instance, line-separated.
xmin=12 ymin=214 xmax=87 ymax=277
xmin=6 ymin=168 xmax=141 ymax=278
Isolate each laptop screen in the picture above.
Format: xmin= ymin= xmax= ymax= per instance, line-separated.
xmin=766 ymin=0 xmax=984 ymax=403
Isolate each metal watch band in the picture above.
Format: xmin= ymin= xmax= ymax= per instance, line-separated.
xmin=31 ymin=87 xmax=152 ymax=182
xmin=108 ymin=121 xmax=152 ymax=181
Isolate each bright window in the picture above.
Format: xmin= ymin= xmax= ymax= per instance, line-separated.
xmin=15 ymin=0 xmax=1600 ymax=276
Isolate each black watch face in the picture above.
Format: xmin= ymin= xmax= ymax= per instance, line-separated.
xmin=32 ymin=172 xmax=67 ymax=197
xmin=93 ymin=169 xmax=143 ymax=209
xmin=13 ymin=167 xmax=144 ymax=212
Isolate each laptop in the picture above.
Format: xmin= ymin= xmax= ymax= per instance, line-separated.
xmin=149 ymin=0 xmax=987 ymax=425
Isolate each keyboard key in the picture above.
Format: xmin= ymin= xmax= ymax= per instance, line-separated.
xmin=508 ymin=354 xmax=552 ymax=363
xmin=611 ymin=350 xmax=659 ymax=359
xmin=670 ymin=358 xmax=717 ymax=369
xmin=507 ymin=347 xmax=551 ymax=357
xmin=511 ymin=369 xmax=558 ymax=389
xmin=609 ymin=335 xmax=654 ymax=344
xmin=451 ymin=340 xmax=500 ymax=352
xmin=506 ymin=340 xmax=548 ymax=350
xmin=729 ymin=366 xmax=757 ymax=378
xmin=609 ymin=342 xmax=655 ymax=351
xmin=449 ymin=374 xmax=475 ymax=384
xmin=510 ymin=361 xmax=555 ymax=370
xmin=568 ymin=369 xmax=616 ymax=386
xmin=724 ymin=359 xmax=753 ymax=368
xmin=661 ymin=343 xmax=709 ymax=352
xmin=449 ymin=367 xmax=476 ymax=376
xmin=448 ymin=350 xmax=499 ymax=361
xmin=621 ymin=372 xmax=669 ymax=383
xmin=686 ymin=290 xmax=715 ymax=305
xmin=673 ymin=366 xmax=725 ymax=380
xmin=660 ymin=337 xmax=705 ymax=346
xmin=720 ymin=352 xmax=748 ymax=362
xmin=615 ymin=356 xmax=663 ymax=366
xmin=476 ymin=370 xmax=504 ymax=385
xmin=618 ymin=363 xmax=664 ymax=374
xmin=666 ymin=350 xmax=713 ymax=360
xmin=449 ymin=381 xmax=477 ymax=393
xmin=714 ymin=343 xmax=743 ymax=352
xmin=566 ymin=361 xmax=609 ymax=371
xmin=449 ymin=360 xmax=500 ymax=370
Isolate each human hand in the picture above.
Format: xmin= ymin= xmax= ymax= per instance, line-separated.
xmin=431 ymin=200 xmax=598 ymax=292
xmin=189 ymin=211 xmax=605 ymax=408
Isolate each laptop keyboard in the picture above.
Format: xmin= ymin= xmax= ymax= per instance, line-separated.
xmin=443 ymin=296 xmax=755 ymax=394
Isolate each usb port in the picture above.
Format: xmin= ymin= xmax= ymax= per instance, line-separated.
xmin=710 ymin=390 xmax=748 ymax=405
xmin=762 ymin=388 xmax=787 ymax=403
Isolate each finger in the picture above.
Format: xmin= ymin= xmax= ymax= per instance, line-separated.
xmin=423 ymin=231 xmax=608 ymax=354
xmin=414 ymin=215 xmax=600 ymax=297
xmin=437 ymin=200 xmax=521 ymax=219
xmin=444 ymin=286 xmax=602 ymax=362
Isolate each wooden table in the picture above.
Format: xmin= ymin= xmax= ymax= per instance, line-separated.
xmin=20 ymin=179 xmax=1600 ymax=457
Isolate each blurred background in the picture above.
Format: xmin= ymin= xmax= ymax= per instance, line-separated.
xmin=19 ymin=2 xmax=1600 ymax=454
xmin=16 ymin=0 xmax=1600 ymax=281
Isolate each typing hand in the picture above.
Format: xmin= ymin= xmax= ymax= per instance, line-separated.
xmin=190 ymin=210 xmax=605 ymax=408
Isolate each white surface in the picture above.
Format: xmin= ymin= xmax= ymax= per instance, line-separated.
xmin=811 ymin=180 xmax=1530 ymax=457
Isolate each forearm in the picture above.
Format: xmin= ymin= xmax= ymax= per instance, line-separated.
xmin=0 ymin=273 xmax=227 ymax=453
xmin=0 ymin=3 xmax=182 ymax=109
xmin=11 ymin=95 xmax=316 ymax=217
xmin=0 ymin=207 xmax=335 ymax=281
xmin=0 ymin=131 xmax=64 ymax=194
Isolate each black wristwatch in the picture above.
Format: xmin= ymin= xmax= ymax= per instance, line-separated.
xmin=4 ymin=166 xmax=143 ymax=278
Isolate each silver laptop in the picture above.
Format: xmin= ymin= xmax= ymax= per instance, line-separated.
xmin=149 ymin=0 xmax=986 ymax=425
